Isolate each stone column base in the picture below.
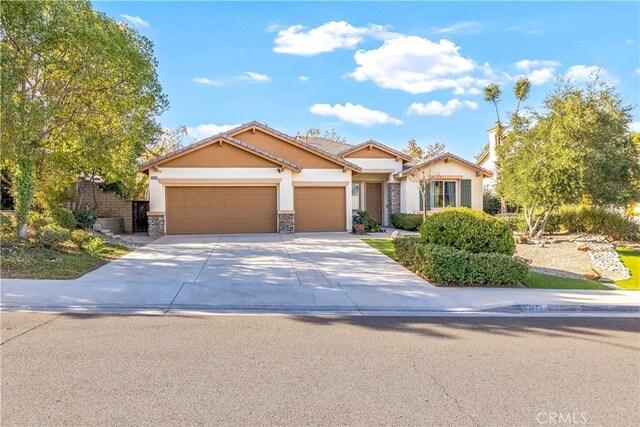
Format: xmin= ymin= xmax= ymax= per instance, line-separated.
xmin=278 ymin=213 xmax=295 ymax=234
xmin=148 ymin=214 xmax=165 ymax=237
xmin=387 ymin=183 xmax=401 ymax=223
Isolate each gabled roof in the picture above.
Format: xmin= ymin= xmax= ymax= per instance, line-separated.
xmin=298 ymin=136 xmax=354 ymax=155
xmin=227 ymin=121 xmax=361 ymax=172
xmin=339 ymin=139 xmax=413 ymax=162
xmin=476 ymin=147 xmax=489 ymax=165
xmin=139 ymin=133 xmax=302 ymax=172
xmin=394 ymin=152 xmax=493 ymax=179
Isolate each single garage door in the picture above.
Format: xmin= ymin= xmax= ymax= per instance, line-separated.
xmin=294 ymin=187 xmax=346 ymax=232
xmin=165 ymin=186 xmax=277 ymax=234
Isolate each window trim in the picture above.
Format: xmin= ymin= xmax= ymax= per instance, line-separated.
xmin=430 ymin=180 xmax=457 ymax=209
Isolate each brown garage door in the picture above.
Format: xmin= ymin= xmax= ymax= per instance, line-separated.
xmin=294 ymin=187 xmax=346 ymax=232
xmin=165 ymin=186 xmax=277 ymax=234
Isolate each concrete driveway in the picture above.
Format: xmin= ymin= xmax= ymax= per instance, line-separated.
xmin=81 ymin=233 xmax=429 ymax=287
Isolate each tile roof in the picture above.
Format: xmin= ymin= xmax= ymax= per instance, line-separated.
xmin=298 ymin=136 xmax=354 ymax=156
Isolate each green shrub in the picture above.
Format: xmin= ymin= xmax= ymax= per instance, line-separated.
xmin=36 ymin=225 xmax=71 ymax=249
xmin=74 ymin=209 xmax=97 ymax=228
xmin=83 ymin=236 xmax=106 ymax=255
xmin=545 ymin=212 xmax=561 ymax=234
xmin=352 ymin=210 xmax=380 ymax=233
xmin=495 ymin=214 xmax=527 ymax=234
xmin=27 ymin=211 xmax=50 ymax=233
xmin=47 ymin=206 xmax=77 ymax=230
xmin=482 ymin=191 xmax=502 ymax=215
xmin=558 ymin=206 xmax=639 ymax=241
xmin=1 ymin=213 xmax=14 ymax=237
xmin=392 ymin=239 xmax=529 ymax=286
xmin=420 ymin=207 xmax=516 ymax=255
xmin=70 ymin=229 xmax=94 ymax=249
xmin=390 ymin=213 xmax=423 ymax=231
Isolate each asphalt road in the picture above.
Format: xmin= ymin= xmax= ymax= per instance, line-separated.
xmin=1 ymin=313 xmax=639 ymax=426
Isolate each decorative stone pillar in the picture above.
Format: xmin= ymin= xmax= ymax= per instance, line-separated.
xmin=278 ymin=212 xmax=295 ymax=234
xmin=148 ymin=213 xmax=165 ymax=237
xmin=387 ymin=183 xmax=401 ymax=223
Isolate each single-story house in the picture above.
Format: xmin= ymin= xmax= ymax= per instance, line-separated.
xmin=140 ymin=121 xmax=492 ymax=236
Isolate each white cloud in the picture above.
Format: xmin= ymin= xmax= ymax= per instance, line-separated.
xmin=192 ymin=77 xmax=223 ymax=86
xmin=120 ymin=14 xmax=149 ymax=27
xmin=628 ymin=122 xmax=640 ymax=133
xmin=636 ymin=68 xmax=640 ymax=75
xmin=515 ymin=60 xmax=561 ymax=71
xmin=564 ymin=65 xmax=616 ymax=83
xmin=273 ymin=21 xmax=385 ymax=55
xmin=186 ymin=124 xmax=241 ymax=139
xmin=406 ymin=99 xmax=478 ymax=117
xmin=192 ymin=72 xmax=270 ymax=86
xmin=298 ymin=75 xmax=310 ymax=82
xmin=467 ymin=87 xmax=481 ymax=95
xmin=239 ymin=71 xmax=271 ymax=82
xmin=625 ymin=39 xmax=637 ymax=44
xmin=432 ymin=21 xmax=482 ymax=34
xmin=348 ymin=36 xmax=476 ymax=94
xmin=310 ymin=102 xmax=403 ymax=126
xmin=528 ymin=68 xmax=556 ymax=85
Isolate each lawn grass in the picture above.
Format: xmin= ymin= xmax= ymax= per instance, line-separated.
xmin=522 ymin=271 xmax=610 ymax=290
xmin=615 ymin=247 xmax=640 ymax=290
xmin=364 ymin=238 xmax=398 ymax=261
xmin=365 ymin=237 xmax=611 ymax=290
xmin=1 ymin=237 xmax=130 ymax=279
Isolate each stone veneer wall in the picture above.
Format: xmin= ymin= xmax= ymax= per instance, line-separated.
xmin=148 ymin=214 xmax=165 ymax=238
xmin=278 ymin=213 xmax=295 ymax=234
xmin=77 ymin=181 xmax=134 ymax=234
xmin=387 ymin=183 xmax=401 ymax=223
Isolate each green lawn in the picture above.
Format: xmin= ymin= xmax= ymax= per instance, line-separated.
xmin=1 ymin=237 xmax=130 ymax=280
xmin=522 ymin=271 xmax=610 ymax=290
xmin=615 ymin=247 xmax=640 ymax=290
xmin=365 ymin=237 xmax=611 ymax=290
xmin=364 ymin=238 xmax=398 ymax=261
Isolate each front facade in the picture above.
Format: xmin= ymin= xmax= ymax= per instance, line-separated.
xmin=141 ymin=121 xmax=491 ymax=236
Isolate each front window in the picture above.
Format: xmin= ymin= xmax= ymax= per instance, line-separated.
xmin=351 ymin=183 xmax=361 ymax=210
xmin=431 ymin=181 xmax=456 ymax=208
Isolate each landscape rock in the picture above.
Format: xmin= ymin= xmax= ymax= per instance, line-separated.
xmin=576 ymin=243 xmax=589 ymax=252
xmin=515 ymin=236 xmax=529 ymax=244
xmin=584 ymin=268 xmax=602 ymax=281
xmin=391 ymin=230 xmax=401 ymax=240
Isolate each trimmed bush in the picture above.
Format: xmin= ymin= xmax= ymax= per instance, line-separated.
xmin=27 ymin=211 xmax=50 ymax=233
xmin=48 ymin=206 xmax=77 ymax=230
xmin=391 ymin=213 xmax=423 ymax=231
xmin=420 ymin=207 xmax=516 ymax=255
xmin=392 ymin=238 xmax=530 ymax=286
xmin=558 ymin=206 xmax=639 ymax=241
xmin=36 ymin=225 xmax=71 ymax=249
xmin=83 ymin=236 xmax=106 ymax=255
xmin=70 ymin=229 xmax=94 ymax=249
xmin=74 ymin=209 xmax=97 ymax=228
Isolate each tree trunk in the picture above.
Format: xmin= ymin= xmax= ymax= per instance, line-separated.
xmin=500 ymin=198 xmax=507 ymax=214
xmin=13 ymin=157 xmax=36 ymax=239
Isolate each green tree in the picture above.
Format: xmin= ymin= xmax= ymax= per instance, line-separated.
xmin=497 ymin=78 xmax=640 ymax=237
xmin=1 ymin=0 xmax=167 ymax=237
xmin=403 ymin=139 xmax=445 ymax=160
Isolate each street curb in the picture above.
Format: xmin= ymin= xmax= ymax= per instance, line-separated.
xmin=484 ymin=304 xmax=640 ymax=313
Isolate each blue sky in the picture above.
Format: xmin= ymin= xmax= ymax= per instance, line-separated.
xmin=94 ymin=1 xmax=640 ymax=159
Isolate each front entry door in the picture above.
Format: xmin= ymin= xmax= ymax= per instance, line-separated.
xmin=366 ymin=183 xmax=383 ymax=224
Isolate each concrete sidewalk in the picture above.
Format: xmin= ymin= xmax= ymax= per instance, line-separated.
xmin=2 ymin=278 xmax=639 ymax=315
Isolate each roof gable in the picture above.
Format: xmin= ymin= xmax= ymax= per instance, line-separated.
xmin=228 ymin=122 xmax=361 ymax=171
xmin=394 ymin=152 xmax=493 ymax=179
xmin=140 ymin=135 xmax=302 ymax=172
xmin=340 ymin=140 xmax=412 ymax=162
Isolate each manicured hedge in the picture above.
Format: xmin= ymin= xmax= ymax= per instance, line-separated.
xmin=390 ymin=213 xmax=423 ymax=231
xmin=420 ymin=207 xmax=515 ymax=255
xmin=392 ymin=238 xmax=530 ymax=286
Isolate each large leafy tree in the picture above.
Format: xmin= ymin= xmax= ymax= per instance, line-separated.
xmin=1 ymin=0 xmax=167 ymax=237
xmin=497 ymin=78 xmax=640 ymax=237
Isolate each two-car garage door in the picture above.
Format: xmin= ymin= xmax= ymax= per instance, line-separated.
xmin=165 ymin=186 xmax=346 ymax=234
xmin=165 ymin=186 xmax=277 ymax=234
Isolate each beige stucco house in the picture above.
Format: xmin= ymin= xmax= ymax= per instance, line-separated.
xmin=140 ymin=121 xmax=492 ymax=236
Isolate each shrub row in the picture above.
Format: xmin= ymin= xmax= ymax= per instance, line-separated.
xmin=558 ymin=206 xmax=639 ymax=241
xmin=393 ymin=238 xmax=530 ymax=286
xmin=390 ymin=213 xmax=423 ymax=231
xmin=420 ymin=207 xmax=516 ymax=255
